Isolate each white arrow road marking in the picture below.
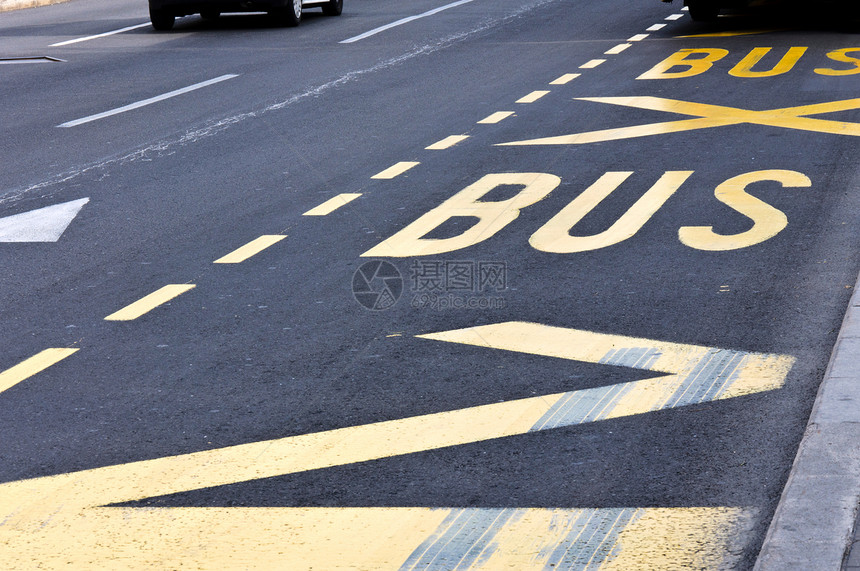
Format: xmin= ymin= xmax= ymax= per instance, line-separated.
xmin=0 ymin=323 xmax=793 ymax=568
xmin=0 ymin=198 xmax=88 ymax=242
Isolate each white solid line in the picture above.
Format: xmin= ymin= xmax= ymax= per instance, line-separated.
xmin=340 ymin=0 xmax=476 ymax=43
xmin=647 ymin=23 xmax=667 ymax=31
xmin=57 ymin=74 xmax=239 ymax=128
xmin=50 ymin=22 xmax=151 ymax=47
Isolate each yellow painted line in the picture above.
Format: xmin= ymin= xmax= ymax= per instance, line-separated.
xmin=303 ymin=194 xmax=362 ymax=216
xmin=371 ymin=161 xmax=419 ymax=179
xmin=679 ymin=29 xmax=784 ymax=38
xmin=213 ymin=235 xmax=286 ymax=263
xmin=0 ymin=348 xmax=78 ymax=394
xmin=500 ymin=96 xmax=860 ymax=146
xmin=104 ymin=284 xmax=196 ymax=321
xmin=425 ymin=135 xmax=469 ymax=150
xmin=477 ymin=111 xmax=514 ymax=124
xmin=549 ymin=73 xmax=580 ymax=85
xmin=628 ymin=33 xmax=649 ymax=41
xmin=0 ymin=505 xmax=754 ymax=569
xmin=580 ymin=59 xmax=606 ymax=69
xmin=605 ymin=43 xmax=632 ymax=55
xmin=516 ymin=90 xmax=549 ymax=104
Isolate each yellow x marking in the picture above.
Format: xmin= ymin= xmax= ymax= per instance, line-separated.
xmin=499 ymin=96 xmax=860 ymax=146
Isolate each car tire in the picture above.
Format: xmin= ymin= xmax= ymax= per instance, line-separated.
xmin=271 ymin=0 xmax=302 ymax=26
xmin=322 ymin=0 xmax=342 ymax=16
xmin=150 ymin=8 xmax=175 ymax=31
xmin=687 ymin=0 xmax=720 ymax=21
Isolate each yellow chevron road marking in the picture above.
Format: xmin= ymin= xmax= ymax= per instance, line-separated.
xmin=0 ymin=322 xmax=793 ymax=569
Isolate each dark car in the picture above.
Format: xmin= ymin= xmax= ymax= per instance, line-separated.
xmin=149 ymin=0 xmax=343 ymax=30
xmin=664 ymin=0 xmax=859 ymax=22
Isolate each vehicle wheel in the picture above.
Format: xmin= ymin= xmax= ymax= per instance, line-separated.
xmin=271 ymin=0 xmax=302 ymax=26
xmin=322 ymin=0 xmax=342 ymax=16
xmin=200 ymin=10 xmax=220 ymax=20
xmin=687 ymin=0 xmax=719 ymax=22
xmin=150 ymin=8 xmax=175 ymax=31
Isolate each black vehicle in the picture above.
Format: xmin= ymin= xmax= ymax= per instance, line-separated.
xmin=149 ymin=0 xmax=343 ymax=31
xmin=663 ymin=0 xmax=859 ymax=22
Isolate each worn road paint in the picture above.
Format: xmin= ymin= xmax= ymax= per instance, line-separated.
xmin=303 ymin=194 xmax=362 ymax=216
xmin=214 ymin=235 xmax=286 ymax=263
xmin=372 ymin=162 xmax=420 ymax=179
xmin=477 ymin=111 xmax=514 ymax=124
xmin=0 ymin=348 xmax=78 ymax=395
xmin=500 ymin=96 xmax=860 ymax=146
xmin=0 ymin=324 xmax=790 ymax=568
xmin=426 ymin=135 xmax=469 ymax=150
xmin=104 ymin=284 xmax=195 ymax=321
xmin=0 ymin=198 xmax=88 ymax=242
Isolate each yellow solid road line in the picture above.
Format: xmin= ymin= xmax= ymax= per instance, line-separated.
xmin=372 ymin=161 xmax=420 ymax=179
xmin=214 ymin=235 xmax=286 ymax=263
xmin=550 ymin=73 xmax=580 ymax=85
xmin=104 ymin=284 xmax=196 ymax=321
xmin=516 ymin=90 xmax=549 ymax=104
xmin=477 ymin=111 xmax=514 ymax=124
xmin=425 ymin=135 xmax=470 ymax=150
xmin=303 ymin=194 xmax=362 ymax=216
xmin=0 ymin=348 xmax=78 ymax=394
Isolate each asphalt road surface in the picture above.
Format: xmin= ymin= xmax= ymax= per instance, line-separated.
xmin=1 ymin=0 xmax=859 ymax=568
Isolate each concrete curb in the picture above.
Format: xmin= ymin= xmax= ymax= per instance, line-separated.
xmin=755 ymin=275 xmax=860 ymax=569
xmin=0 ymin=0 xmax=71 ymax=13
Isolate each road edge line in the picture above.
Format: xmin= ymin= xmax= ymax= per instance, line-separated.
xmin=755 ymin=271 xmax=860 ymax=569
